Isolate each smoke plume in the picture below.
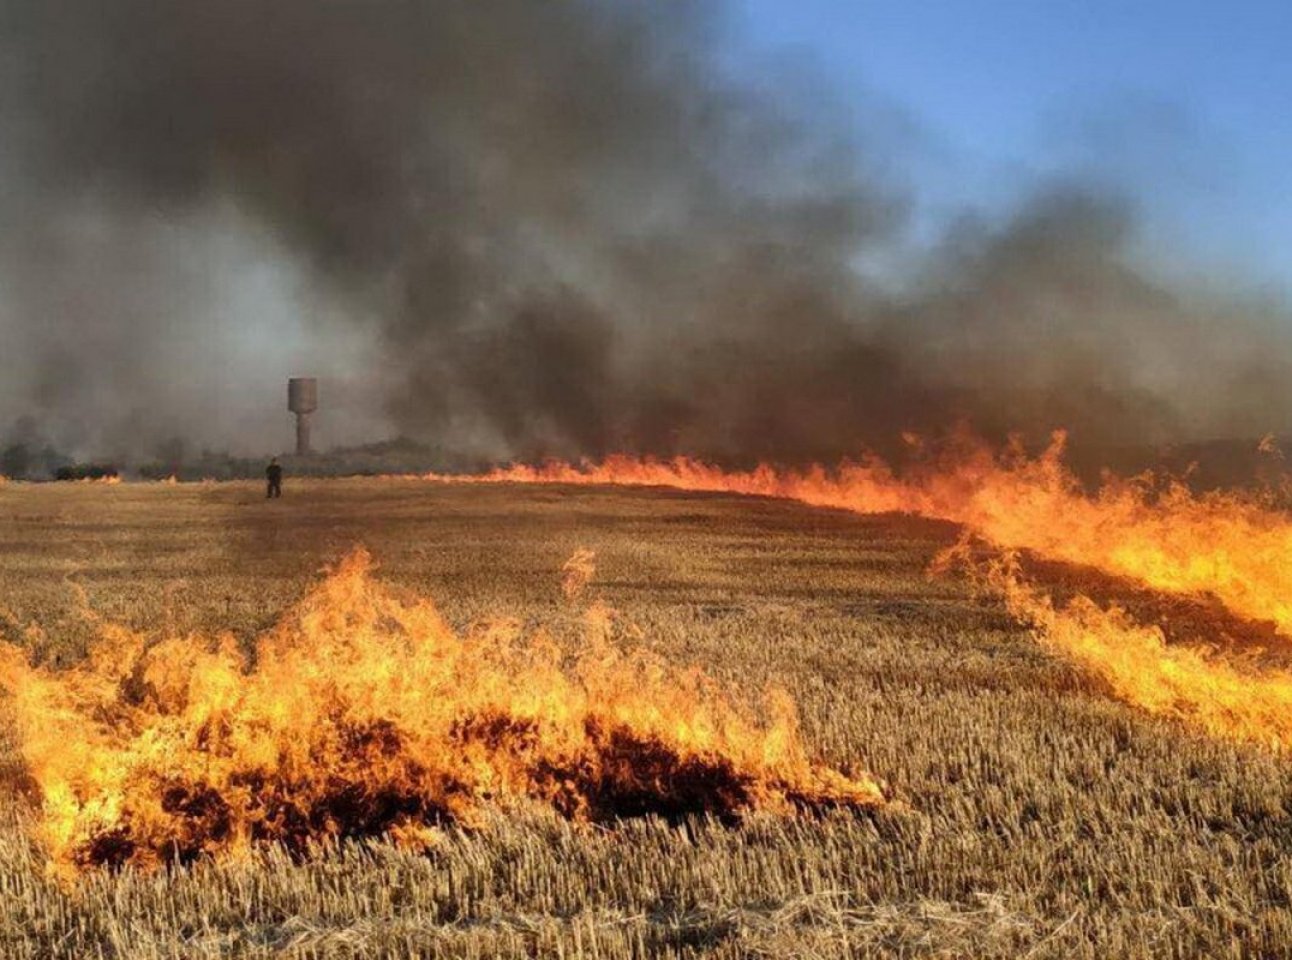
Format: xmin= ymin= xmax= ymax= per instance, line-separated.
xmin=1 ymin=0 xmax=1290 ymax=465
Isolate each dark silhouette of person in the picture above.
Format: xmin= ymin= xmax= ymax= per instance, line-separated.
xmin=266 ymin=457 xmax=283 ymax=498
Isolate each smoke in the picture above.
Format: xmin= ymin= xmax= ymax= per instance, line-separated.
xmin=1 ymin=0 xmax=1290 ymax=465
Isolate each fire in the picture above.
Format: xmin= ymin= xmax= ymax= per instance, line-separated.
xmin=950 ymin=547 xmax=1292 ymax=751
xmin=560 ymin=547 xmax=597 ymax=601
xmin=428 ymin=433 xmax=1292 ymax=637
xmin=0 ymin=548 xmax=883 ymax=877
xmin=425 ymin=436 xmax=1292 ymax=750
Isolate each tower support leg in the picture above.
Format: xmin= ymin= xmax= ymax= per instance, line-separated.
xmin=295 ymin=413 xmax=312 ymax=456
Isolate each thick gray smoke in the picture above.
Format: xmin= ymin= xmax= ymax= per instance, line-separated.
xmin=1 ymin=0 xmax=1290 ymax=467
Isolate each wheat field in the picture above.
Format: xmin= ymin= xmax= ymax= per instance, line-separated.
xmin=0 ymin=478 xmax=1286 ymax=958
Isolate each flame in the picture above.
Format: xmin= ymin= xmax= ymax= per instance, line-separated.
xmin=0 ymin=548 xmax=882 ymax=877
xmin=560 ymin=547 xmax=597 ymax=601
xmin=423 ymin=437 xmax=1292 ymax=750
xmin=948 ymin=546 xmax=1292 ymax=751
xmin=428 ymin=433 xmax=1292 ymax=637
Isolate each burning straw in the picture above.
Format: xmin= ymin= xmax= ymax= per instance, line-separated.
xmin=429 ymin=432 xmax=1292 ymax=639
xmin=0 ymin=548 xmax=883 ymax=877
xmin=430 ymin=436 xmax=1292 ymax=751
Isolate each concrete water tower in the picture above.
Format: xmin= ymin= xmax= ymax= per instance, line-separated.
xmin=288 ymin=377 xmax=318 ymax=456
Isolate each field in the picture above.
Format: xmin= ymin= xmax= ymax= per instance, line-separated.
xmin=0 ymin=478 xmax=1287 ymax=958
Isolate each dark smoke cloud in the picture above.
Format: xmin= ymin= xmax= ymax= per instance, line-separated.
xmin=2 ymin=0 xmax=1290 ymax=466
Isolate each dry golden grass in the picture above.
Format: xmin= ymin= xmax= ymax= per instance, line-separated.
xmin=0 ymin=477 xmax=1288 ymax=958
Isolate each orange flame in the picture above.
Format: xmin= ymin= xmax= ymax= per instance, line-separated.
xmin=428 ymin=433 xmax=1292 ymax=637
xmin=949 ymin=547 xmax=1292 ymax=751
xmin=423 ymin=437 xmax=1292 ymax=749
xmin=0 ymin=548 xmax=883 ymax=877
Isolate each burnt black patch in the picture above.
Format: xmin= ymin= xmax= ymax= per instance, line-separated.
xmin=71 ymin=711 xmax=872 ymax=870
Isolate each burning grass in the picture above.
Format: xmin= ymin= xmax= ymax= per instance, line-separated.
xmin=429 ymin=431 xmax=1292 ymax=636
xmin=2 ymin=478 xmax=1292 ymax=957
xmin=0 ymin=547 xmax=881 ymax=877
xmin=938 ymin=542 xmax=1292 ymax=752
xmin=425 ymin=436 xmax=1292 ymax=754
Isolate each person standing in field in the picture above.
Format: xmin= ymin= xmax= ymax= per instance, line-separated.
xmin=266 ymin=457 xmax=283 ymax=498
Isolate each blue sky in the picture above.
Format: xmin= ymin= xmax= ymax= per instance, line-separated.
xmin=734 ymin=0 xmax=1292 ymax=291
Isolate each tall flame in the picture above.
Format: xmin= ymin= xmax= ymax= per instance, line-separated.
xmin=0 ymin=548 xmax=882 ymax=877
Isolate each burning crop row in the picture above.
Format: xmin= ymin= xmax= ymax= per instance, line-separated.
xmin=0 ymin=548 xmax=883 ymax=877
xmin=960 ymin=549 xmax=1292 ymax=751
xmin=428 ymin=433 xmax=1292 ymax=638
xmin=428 ymin=435 xmax=1292 ymax=749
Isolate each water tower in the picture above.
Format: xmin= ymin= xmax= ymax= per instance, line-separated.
xmin=287 ymin=377 xmax=318 ymax=456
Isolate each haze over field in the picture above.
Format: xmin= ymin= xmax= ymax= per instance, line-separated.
xmin=2 ymin=0 xmax=1291 ymax=463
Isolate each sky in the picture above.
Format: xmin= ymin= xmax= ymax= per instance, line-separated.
xmin=735 ymin=0 xmax=1292 ymax=292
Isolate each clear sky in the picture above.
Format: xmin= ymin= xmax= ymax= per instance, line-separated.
xmin=734 ymin=0 xmax=1292 ymax=292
